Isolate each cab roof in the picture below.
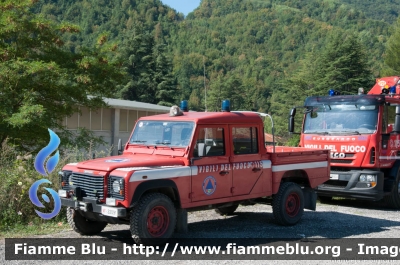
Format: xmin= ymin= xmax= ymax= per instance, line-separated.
xmin=138 ymin=111 xmax=263 ymax=124
xmin=304 ymin=94 xmax=386 ymax=106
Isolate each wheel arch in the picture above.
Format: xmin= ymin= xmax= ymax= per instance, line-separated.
xmin=389 ymin=161 xmax=400 ymax=180
xmin=280 ymin=169 xmax=311 ymax=187
xmin=130 ymin=179 xmax=181 ymax=208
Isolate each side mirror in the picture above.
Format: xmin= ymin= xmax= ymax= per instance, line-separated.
xmin=288 ymin=108 xmax=296 ymax=133
xmin=118 ymin=139 xmax=123 ymax=155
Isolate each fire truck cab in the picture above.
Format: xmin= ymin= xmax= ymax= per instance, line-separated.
xmin=289 ymin=76 xmax=400 ymax=208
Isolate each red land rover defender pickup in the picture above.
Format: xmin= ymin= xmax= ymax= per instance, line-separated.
xmin=59 ymin=100 xmax=330 ymax=245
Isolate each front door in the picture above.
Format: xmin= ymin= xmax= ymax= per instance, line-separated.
xmin=191 ymin=125 xmax=232 ymax=202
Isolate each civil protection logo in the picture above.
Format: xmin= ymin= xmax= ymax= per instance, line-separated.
xmin=29 ymin=129 xmax=61 ymax=219
xmin=202 ymin=176 xmax=217 ymax=195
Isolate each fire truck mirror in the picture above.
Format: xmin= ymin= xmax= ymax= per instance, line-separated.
xmin=394 ymin=106 xmax=400 ymax=132
xmin=290 ymin=108 xmax=296 ymax=116
xmin=288 ymin=116 xmax=295 ymax=133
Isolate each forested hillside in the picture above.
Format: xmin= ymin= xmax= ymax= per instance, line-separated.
xmin=32 ymin=0 xmax=400 ymax=141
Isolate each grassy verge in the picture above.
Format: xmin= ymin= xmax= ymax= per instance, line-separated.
xmin=0 ymin=219 xmax=70 ymax=239
xmin=0 ymin=141 xmax=111 ymax=239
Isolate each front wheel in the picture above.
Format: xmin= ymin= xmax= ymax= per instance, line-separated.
xmin=384 ymin=169 xmax=400 ymax=209
xmin=273 ymin=182 xmax=304 ymax=226
xmin=67 ymin=207 xmax=107 ymax=235
xmin=130 ymin=193 xmax=176 ymax=245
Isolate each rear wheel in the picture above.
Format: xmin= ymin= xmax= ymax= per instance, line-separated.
xmin=215 ymin=205 xmax=238 ymax=216
xmin=384 ymin=169 xmax=400 ymax=209
xmin=67 ymin=207 xmax=107 ymax=235
xmin=130 ymin=193 xmax=176 ymax=245
xmin=273 ymin=182 xmax=304 ymax=226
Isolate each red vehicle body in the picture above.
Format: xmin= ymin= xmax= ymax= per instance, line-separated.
xmin=289 ymin=76 xmax=400 ymax=208
xmin=59 ymin=103 xmax=330 ymax=244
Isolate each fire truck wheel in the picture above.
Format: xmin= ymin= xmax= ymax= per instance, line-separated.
xmin=215 ymin=204 xmax=238 ymax=216
xmin=384 ymin=169 xmax=400 ymax=209
xmin=273 ymin=182 xmax=304 ymax=226
xmin=67 ymin=207 xmax=107 ymax=235
xmin=130 ymin=193 xmax=176 ymax=245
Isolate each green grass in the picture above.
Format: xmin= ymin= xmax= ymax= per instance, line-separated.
xmin=0 ymin=220 xmax=70 ymax=238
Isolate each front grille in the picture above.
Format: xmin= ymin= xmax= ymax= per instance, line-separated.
xmin=320 ymin=180 xmax=348 ymax=189
xmin=108 ymin=176 xmax=125 ymax=200
xmin=331 ymin=159 xmax=353 ymax=164
xmin=67 ymin=173 xmax=105 ymax=199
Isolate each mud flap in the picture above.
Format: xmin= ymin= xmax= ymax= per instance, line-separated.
xmin=175 ymin=208 xmax=188 ymax=234
xmin=303 ymin=187 xmax=317 ymax=211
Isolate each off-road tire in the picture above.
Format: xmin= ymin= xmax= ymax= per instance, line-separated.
xmin=215 ymin=205 xmax=239 ymax=216
xmin=67 ymin=207 xmax=107 ymax=235
xmin=318 ymin=196 xmax=333 ymax=204
xmin=273 ymin=182 xmax=304 ymax=226
xmin=130 ymin=193 xmax=176 ymax=245
xmin=384 ymin=168 xmax=400 ymax=209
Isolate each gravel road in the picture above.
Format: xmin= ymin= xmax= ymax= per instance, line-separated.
xmin=1 ymin=199 xmax=400 ymax=265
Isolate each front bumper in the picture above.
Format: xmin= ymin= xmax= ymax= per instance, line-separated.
xmin=60 ymin=197 xmax=127 ymax=219
xmin=316 ymin=170 xmax=385 ymax=201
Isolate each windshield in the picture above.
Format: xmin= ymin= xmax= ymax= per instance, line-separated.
xmin=303 ymin=105 xmax=378 ymax=134
xmin=130 ymin=121 xmax=195 ymax=147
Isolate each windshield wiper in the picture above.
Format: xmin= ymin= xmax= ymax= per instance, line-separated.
xmin=131 ymin=140 xmax=147 ymax=143
xmin=305 ymin=131 xmax=329 ymax=135
xmin=156 ymin=142 xmax=171 ymax=145
xmin=331 ymin=131 xmax=361 ymax=135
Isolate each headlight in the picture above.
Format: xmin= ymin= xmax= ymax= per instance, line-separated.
xmin=359 ymin=174 xmax=376 ymax=182
xmin=112 ymin=180 xmax=122 ymax=192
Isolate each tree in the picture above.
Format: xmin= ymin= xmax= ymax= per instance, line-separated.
xmin=313 ymin=31 xmax=373 ymax=95
xmin=382 ymin=17 xmax=400 ymax=76
xmin=269 ymin=31 xmax=374 ymax=138
xmin=0 ymin=0 xmax=124 ymax=152
xmin=119 ymin=25 xmax=176 ymax=106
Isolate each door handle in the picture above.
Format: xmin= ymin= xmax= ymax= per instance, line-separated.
xmin=219 ymin=171 xmax=229 ymax=176
xmin=252 ymin=167 xmax=261 ymax=172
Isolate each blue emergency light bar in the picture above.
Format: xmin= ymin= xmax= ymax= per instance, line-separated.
xmin=329 ymin=89 xmax=341 ymax=96
xmin=180 ymin=100 xmax=188 ymax=112
xmin=222 ymin=100 xmax=230 ymax=112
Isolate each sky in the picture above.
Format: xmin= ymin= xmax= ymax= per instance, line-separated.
xmin=161 ymin=0 xmax=201 ymax=16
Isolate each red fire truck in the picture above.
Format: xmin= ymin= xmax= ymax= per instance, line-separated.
xmin=289 ymin=76 xmax=400 ymax=208
xmin=59 ymin=101 xmax=330 ymax=244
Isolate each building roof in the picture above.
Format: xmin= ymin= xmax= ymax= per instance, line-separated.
xmin=104 ymin=98 xmax=171 ymax=111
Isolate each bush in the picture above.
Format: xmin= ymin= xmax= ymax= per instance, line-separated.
xmin=0 ymin=140 xmax=112 ymax=232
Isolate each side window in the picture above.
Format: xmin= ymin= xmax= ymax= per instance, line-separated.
xmin=232 ymin=127 xmax=258 ymax=155
xmin=383 ymin=105 xmax=396 ymax=133
xmin=193 ymin=127 xmax=225 ymax=157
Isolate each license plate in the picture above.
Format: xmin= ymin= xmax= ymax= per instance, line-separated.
xmin=330 ymin=174 xmax=339 ymax=180
xmin=101 ymin=206 xmax=118 ymax=217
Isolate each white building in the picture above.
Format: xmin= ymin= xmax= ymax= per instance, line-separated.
xmin=62 ymin=98 xmax=171 ymax=155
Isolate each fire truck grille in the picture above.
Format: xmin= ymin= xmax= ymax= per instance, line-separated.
xmin=331 ymin=159 xmax=353 ymax=164
xmin=66 ymin=173 xmax=104 ymax=199
xmin=320 ymin=180 xmax=348 ymax=189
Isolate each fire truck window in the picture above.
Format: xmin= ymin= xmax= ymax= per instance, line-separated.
xmin=384 ymin=105 xmax=396 ymax=133
xmin=193 ymin=127 xmax=225 ymax=157
xmin=232 ymin=127 xmax=258 ymax=155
